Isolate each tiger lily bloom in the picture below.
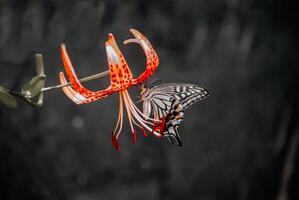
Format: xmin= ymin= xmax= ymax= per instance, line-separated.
xmin=59 ymin=29 xmax=163 ymax=150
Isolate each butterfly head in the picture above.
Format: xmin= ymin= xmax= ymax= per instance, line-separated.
xmin=140 ymin=83 xmax=149 ymax=97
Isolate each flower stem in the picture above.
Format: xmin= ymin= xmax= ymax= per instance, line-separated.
xmin=41 ymin=70 xmax=110 ymax=92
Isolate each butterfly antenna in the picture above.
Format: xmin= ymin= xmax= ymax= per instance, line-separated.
xmin=148 ymin=79 xmax=161 ymax=87
xmin=133 ymin=95 xmax=143 ymax=104
xmin=135 ymin=99 xmax=143 ymax=104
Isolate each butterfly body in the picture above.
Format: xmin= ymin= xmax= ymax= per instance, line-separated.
xmin=140 ymin=83 xmax=209 ymax=145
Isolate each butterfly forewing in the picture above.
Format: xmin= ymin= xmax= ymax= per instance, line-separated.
xmin=151 ymin=83 xmax=209 ymax=109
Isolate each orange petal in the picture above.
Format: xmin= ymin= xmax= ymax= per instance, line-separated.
xmin=106 ymin=33 xmax=133 ymax=91
xmin=124 ymin=29 xmax=159 ymax=85
xmin=59 ymin=72 xmax=87 ymax=104
xmin=60 ymin=44 xmax=113 ymax=103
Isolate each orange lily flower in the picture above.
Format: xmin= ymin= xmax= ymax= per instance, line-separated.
xmin=59 ymin=29 xmax=162 ymax=150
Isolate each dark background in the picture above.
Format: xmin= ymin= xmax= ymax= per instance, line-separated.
xmin=0 ymin=0 xmax=298 ymax=199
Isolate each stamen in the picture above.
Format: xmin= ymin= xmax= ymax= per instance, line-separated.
xmin=132 ymin=129 xmax=137 ymax=144
xmin=124 ymin=90 xmax=157 ymax=123
xmin=127 ymin=100 xmax=154 ymax=126
xmin=114 ymin=92 xmax=124 ymax=139
xmin=123 ymin=90 xmax=163 ymax=137
xmin=122 ymin=90 xmax=149 ymax=127
xmin=123 ymin=91 xmax=157 ymax=131
xmin=112 ymin=89 xmax=164 ymax=149
xmin=112 ymin=133 xmax=120 ymax=151
xmin=122 ymin=91 xmax=135 ymax=134
xmin=141 ymin=127 xmax=148 ymax=137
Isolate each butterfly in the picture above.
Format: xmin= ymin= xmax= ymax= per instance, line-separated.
xmin=140 ymin=82 xmax=209 ymax=146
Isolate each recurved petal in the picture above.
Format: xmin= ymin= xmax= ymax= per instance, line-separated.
xmin=60 ymin=44 xmax=113 ymax=103
xmin=124 ymin=29 xmax=159 ymax=85
xmin=59 ymin=72 xmax=87 ymax=104
xmin=106 ymin=33 xmax=133 ymax=90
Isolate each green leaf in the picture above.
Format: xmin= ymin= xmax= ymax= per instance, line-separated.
xmin=0 ymin=86 xmax=17 ymax=108
xmin=21 ymin=75 xmax=46 ymax=98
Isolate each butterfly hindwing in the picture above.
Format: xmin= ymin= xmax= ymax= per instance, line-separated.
xmin=141 ymin=83 xmax=209 ymax=146
xmin=147 ymin=94 xmax=184 ymax=145
xmin=164 ymin=98 xmax=184 ymax=146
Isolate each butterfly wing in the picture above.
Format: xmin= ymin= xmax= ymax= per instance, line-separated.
xmin=151 ymin=83 xmax=209 ymax=109
xmin=142 ymin=98 xmax=152 ymax=118
xmin=148 ymin=92 xmax=174 ymax=119
xmin=142 ymin=83 xmax=209 ymax=146
xmin=162 ymin=98 xmax=184 ymax=146
xmin=143 ymin=91 xmax=184 ymax=145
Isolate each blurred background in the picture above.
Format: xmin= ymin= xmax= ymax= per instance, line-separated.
xmin=0 ymin=0 xmax=298 ymax=199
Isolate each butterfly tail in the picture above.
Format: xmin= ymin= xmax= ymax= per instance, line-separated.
xmin=165 ymin=126 xmax=183 ymax=146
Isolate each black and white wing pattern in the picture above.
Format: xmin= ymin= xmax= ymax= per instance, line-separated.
xmin=150 ymin=83 xmax=209 ymax=109
xmin=141 ymin=83 xmax=209 ymax=146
